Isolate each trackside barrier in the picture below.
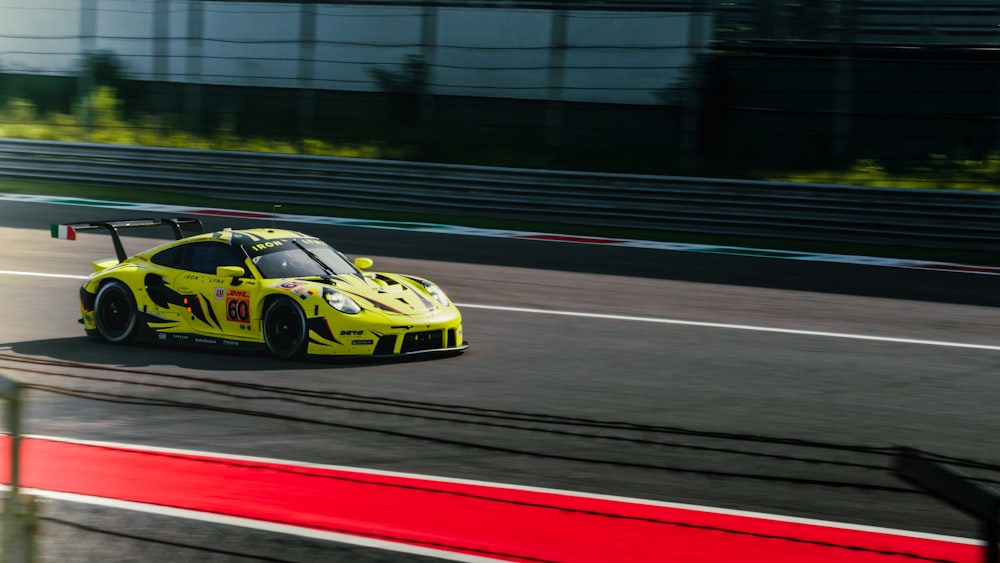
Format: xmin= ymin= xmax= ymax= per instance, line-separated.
xmin=2 ymin=139 xmax=1000 ymax=251
xmin=896 ymin=447 xmax=997 ymax=563
xmin=0 ymin=371 xmax=35 ymax=563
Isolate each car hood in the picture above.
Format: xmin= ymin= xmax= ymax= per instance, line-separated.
xmin=270 ymin=272 xmax=445 ymax=318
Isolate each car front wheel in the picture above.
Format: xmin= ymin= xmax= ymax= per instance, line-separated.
xmin=94 ymin=280 xmax=139 ymax=344
xmin=263 ymin=297 xmax=308 ymax=359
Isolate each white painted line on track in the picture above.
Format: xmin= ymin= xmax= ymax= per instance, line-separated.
xmin=25 ymin=435 xmax=980 ymax=546
xmin=13 ymin=488 xmax=506 ymax=562
xmin=457 ymin=302 xmax=1000 ymax=352
xmin=4 ymin=269 xmax=998 ymax=352
xmin=0 ymin=270 xmax=87 ymax=280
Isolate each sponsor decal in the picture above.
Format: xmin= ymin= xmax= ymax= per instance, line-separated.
xmin=277 ymin=281 xmax=314 ymax=300
xmin=171 ymin=334 xmax=190 ymax=341
xmin=214 ymin=287 xmax=226 ymax=300
xmin=298 ymin=238 xmax=327 ymax=246
xmin=291 ymin=286 xmax=314 ymax=300
xmin=226 ymin=289 xmax=251 ymax=323
xmin=249 ymin=240 xmax=284 ymax=253
xmin=222 ymin=340 xmax=240 ymax=347
xmin=246 ymin=238 xmax=330 ymax=256
xmin=340 ymin=330 xmax=364 ymax=336
xmin=158 ymin=333 xmax=166 ymax=340
xmin=352 ymin=340 xmax=374 ymax=345
xmin=182 ymin=273 xmax=227 ymax=285
xmin=194 ymin=337 xmax=217 ymax=345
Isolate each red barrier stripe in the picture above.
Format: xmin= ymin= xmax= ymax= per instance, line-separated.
xmin=0 ymin=437 xmax=980 ymax=562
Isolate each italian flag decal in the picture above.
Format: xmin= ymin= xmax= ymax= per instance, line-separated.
xmin=51 ymin=224 xmax=76 ymax=240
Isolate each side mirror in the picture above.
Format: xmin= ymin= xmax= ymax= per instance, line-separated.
xmin=216 ymin=265 xmax=245 ymax=278
xmin=354 ymin=257 xmax=374 ymax=270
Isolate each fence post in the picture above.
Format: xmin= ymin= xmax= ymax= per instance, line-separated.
xmin=679 ymin=0 xmax=709 ymax=174
xmin=831 ymin=0 xmax=857 ymax=168
xmin=0 ymin=372 xmax=35 ymax=563
xmin=419 ymin=0 xmax=438 ymax=128
xmin=297 ymin=2 xmax=317 ymax=140
xmin=184 ymin=0 xmax=204 ymax=134
xmin=77 ymin=0 xmax=97 ymax=134
xmin=544 ymin=0 xmax=568 ymax=150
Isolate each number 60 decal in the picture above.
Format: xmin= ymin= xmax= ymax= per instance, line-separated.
xmin=226 ymin=292 xmax=250 ymax=323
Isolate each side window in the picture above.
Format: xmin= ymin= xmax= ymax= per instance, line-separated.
xmin=150 ymin=245 xmax=186 ymax=269
xmin=188 ymin=243 xmax=244 ymax=275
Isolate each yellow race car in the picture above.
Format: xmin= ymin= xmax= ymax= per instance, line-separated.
xmin=52 ymin=218 xmax=466 ymax=359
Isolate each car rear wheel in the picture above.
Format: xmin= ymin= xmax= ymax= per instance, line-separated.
xmin=263 ymin=297 xmax=308 ymax=359
xmin=94 ymin=280 xmax=139 ymax=344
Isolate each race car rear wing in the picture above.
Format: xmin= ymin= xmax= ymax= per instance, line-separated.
xmin=51 ymin=218 xmax=203 ymax=263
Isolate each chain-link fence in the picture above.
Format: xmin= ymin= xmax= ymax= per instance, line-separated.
xmin=2 ymin=1 xmax=999 ymax=175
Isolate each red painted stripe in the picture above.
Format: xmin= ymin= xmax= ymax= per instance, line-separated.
xmin=1 ymin=437 xmax=980 ymax=562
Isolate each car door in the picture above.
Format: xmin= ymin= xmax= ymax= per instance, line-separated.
xmin=144 ymin=243 xmax=194 ymax=334
xmin=169 ymin=241 xmax=257 ymax=338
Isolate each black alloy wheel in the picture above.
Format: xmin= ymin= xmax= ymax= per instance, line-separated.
xmin=263 ymin=297 xmax=308 ymax=359
xmin=94 ymin=280 xmax=139 ymax=344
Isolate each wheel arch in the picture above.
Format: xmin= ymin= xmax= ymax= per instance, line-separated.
xmin=260 ymin=293 xmax=291 ymax=317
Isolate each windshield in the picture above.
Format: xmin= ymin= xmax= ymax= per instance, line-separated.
xmin=246 ymin=238 xmax=359 ymax=279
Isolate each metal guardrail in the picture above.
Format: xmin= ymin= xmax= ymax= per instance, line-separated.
xmin=0 ymin=138 xmax=998 ymax=251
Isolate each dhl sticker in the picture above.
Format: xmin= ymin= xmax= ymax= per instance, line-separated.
xmin=226 ymin=289 xmax=250 ymax=323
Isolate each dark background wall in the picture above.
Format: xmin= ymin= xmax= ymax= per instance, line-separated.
xmin=1 ymin=0 xmax=999 ymax=177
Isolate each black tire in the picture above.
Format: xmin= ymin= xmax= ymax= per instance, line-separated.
xmin=94 ymin=280 xmax=139 ymax=344
xmin=263 ymin=297 xmax=308 ymax=359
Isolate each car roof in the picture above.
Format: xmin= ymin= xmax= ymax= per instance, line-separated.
xmin=187 ymin=227 xmax=316 ymax=245
xmin=134 ymin=227 xmax=320 ymax=258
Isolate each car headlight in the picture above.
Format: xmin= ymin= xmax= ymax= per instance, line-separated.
xmin=323 ymin=288 xmax=361 ymax=314
xmin=422 ymin=282 xmax=450 ymax=306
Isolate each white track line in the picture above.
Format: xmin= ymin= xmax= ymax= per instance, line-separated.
xmin=15 ymin=489 xmax=506 ymax=562
xmin=0 ymin=270 xmax=87 ymax=280
xmin=457 ymin=303 xmax=1000 ymax=351
xmin=3 ymin=269 xmax=998 ymax=352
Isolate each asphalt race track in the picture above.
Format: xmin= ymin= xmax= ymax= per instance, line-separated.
xmin=1 ymin=199 xmax=999 ymax=561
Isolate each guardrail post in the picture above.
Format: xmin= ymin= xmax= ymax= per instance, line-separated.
xmin=0 ymin=372 xmax=35 ymax=563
